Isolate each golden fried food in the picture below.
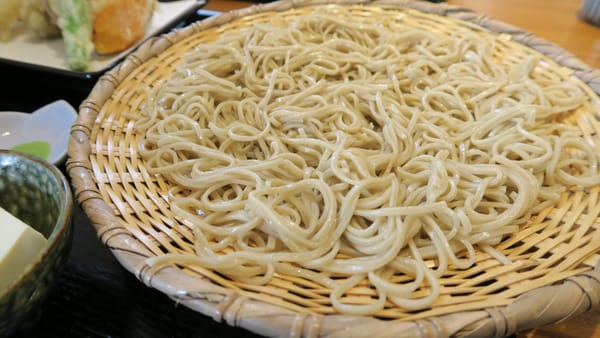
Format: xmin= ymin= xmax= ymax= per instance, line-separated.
xmin=0 ymin=0 xmax=24 ymax=40
xmin=92 ymin=0 xmax=155 ymax=54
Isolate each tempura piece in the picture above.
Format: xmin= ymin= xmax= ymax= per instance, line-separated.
xmin=0 ymin=0 xmax=23 ymax=40
xmin=20 ymin=0 xmax=60 ymax=38
xmin=92 ymin=0 xmax=156 ymax=54
xmin=50 ymin=0 xmax=93 ymax=71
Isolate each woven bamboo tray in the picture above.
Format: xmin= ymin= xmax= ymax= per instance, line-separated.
xmin=67 ymin=0 xmax=600 ymax=337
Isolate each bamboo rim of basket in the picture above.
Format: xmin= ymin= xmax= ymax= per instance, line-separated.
xmin=67 ymin=0 xmax=600 ymax=337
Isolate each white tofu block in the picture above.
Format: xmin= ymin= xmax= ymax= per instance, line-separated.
xmin=0 ymin=206 xmax=48 ymax=294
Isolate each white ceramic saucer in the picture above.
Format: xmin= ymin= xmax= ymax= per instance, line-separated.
xmin=0 ymin=100 xmax=77 ymax=165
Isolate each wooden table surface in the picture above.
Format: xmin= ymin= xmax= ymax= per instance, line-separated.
xmin=202 ymin=1 xmax=600 ymax=337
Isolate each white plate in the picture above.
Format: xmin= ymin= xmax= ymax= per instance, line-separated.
xmin=0 ymin=0 xmax=206 ymax=74
xmin=0 ymin=100 xmax=77 ymax=165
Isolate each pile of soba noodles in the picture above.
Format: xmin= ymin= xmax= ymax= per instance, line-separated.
xmin=136 ymin=5 xmax=600 ymax=315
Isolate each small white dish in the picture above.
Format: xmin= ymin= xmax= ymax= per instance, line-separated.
xmin=0 ymin=100 xmax=77 ymax=165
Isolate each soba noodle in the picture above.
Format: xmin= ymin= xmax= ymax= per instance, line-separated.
xmin=136 ymin=5 xmax=600 ymax=315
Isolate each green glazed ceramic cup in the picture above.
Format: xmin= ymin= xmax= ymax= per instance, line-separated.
xmin=0 ymin=149 xmax=73 ymax=337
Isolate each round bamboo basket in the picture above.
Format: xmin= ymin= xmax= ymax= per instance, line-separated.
xmin=67 ymin=0 xmax=600 ymax=337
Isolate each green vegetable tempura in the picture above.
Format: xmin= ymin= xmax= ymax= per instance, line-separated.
xmin=52 ymin=0 xmax=93 ymax=71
